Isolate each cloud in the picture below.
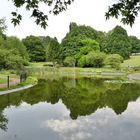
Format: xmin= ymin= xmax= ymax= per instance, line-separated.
xmin=42 ymin=119 xmax=78 ymax=133
xmin=40 ymin=104 xmax=140 ymax=140
xmin=41 ymin=119 xmax=92 ymax=140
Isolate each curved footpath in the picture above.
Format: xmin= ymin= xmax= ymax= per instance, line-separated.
xmin=0 ymin=85 xmax=33 ymax=96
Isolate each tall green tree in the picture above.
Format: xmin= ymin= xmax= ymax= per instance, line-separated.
xmin=103 ymin=26 xmax=131 ymax=59
xmin=74 ymin=39 xmax=105 ymax=68
xmin=22 ymin=35 xmax=46 ymax=62
xmin=39 ymin=36 xmax=52 ymax=47
xmin=0 ymin=20 xmax=29 ymax=70
xmin=129 ymin=36 xmax=140 ymax=54
xmin=0 ymin=49 xmax=28 ymax=70
xmin=46 ymin=37 xmax=60 ymax=65
xmin=75 ymin=39 xmax=100 ymax=60
xmin=1 ymin=36 xmax=29 ymax=61
xmin=60 ymin=22 xmax=105 ymax=60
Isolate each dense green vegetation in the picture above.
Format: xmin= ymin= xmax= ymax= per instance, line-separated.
xmin=60 ymin=23 xmax=105 ymax=59
xmin=103 ymin=26 xmax=131 ymax=59
xmin=105 ymin=54 xmax=123 ymax=69
xmin=59 ymin=23 xmax=140 ymax=69
xmin=0 ymin=20 xmax=140 ymax=71
xmin=129 ymin=36 xmax=140 ymax=54
xmin=22 ymin=35 xmax=60 ymax=63
xmin=0 ymin=36 xmax=29 ymax=70
xmin=46 ymin=37 xmax=60 ymax=65
xmin=22 ymin=36 xmax=46 ymax=62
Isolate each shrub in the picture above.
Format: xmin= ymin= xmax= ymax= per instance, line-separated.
xmin=63 ymin=56 xmax=76 ymax=67
xmin=104 ymin=54 xmax=124 ymax=69
xmin=0 ymin=49 xmax=28 ymax=70
xmin=43 ymin=63 xmax=54 ymax=67
xmin=77 ymin=56 xmax=86 ymax=67
xmin=86 ymin=52 xmax=106 ymax=68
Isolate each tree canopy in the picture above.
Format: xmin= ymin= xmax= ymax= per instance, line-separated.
xmin=0 ymin=18 xmax=140 ymax=70
xmin=103 ymin=26 xmax=132 ymax=59
xmin=6 ymin=0 xmax=140 ymax=28
xmin=10 ymin=0 xmax=74 ymax=28
xmin=22 ymin=35 xmax=46 ymax=62
xmin=60 ymin=22 xmax=105 ymax=60
xmin=46 ymin=37 xmax=60 ymax=64
xmin=0 ymin=35 xmax=29 ymax=70
xmin=129 ymin=36 xmax=140 ymax=54
xmin=105 ymin=0 xmax=140 ymax=27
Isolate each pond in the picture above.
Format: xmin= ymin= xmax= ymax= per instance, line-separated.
xmin=0 ymin=76 xmax=140 ymax=140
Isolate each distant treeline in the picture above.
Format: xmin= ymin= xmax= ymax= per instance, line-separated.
xmin=0 ymin=21 xmax=140 ymax=70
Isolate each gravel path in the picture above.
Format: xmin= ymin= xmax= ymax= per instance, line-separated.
xmin=80 ymin=72 xmax=126 ymax=76
xmin=128 ymin=75 xmax=140 ymax=80
xmin=0 ymin=78 xmax=20 ymax=88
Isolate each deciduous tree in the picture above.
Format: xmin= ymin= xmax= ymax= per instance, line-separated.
xmin=22 ymin=35 xmax=46 ymax=62
xmin=103 ymin=26 xmax=131 ymax=59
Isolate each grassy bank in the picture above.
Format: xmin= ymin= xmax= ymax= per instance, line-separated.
xmin=26 ymin=62 xmax=127 ymax=76
xmin=121 ymin=55 xmax=140 ymax=68
xmin=25 ymin=55 xmax=140 ymax=80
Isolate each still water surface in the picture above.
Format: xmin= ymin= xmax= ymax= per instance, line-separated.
xmin=0 ymin=77 xmax=140 ymax=140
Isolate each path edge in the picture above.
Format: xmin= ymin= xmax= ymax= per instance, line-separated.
xmin=0 ymin=85 xmax=34 ymax=96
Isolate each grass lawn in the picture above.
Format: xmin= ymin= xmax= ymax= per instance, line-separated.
xmin=121 ymin=55 xmax=140 ymax=67
xmin=28 ymin=62 xmax=53 ymax=67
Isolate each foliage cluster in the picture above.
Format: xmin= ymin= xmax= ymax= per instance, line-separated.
xmin=22 ymin=36 xmax=60 ymax=64
xmin=60 ymin=23 xmax=105 ymax=60
xmin=1 ymin=20 xmax=140 ymax=70
xmin=103 ymin=26 xmax=131 ymax=59
xmin=60 ymin=23 xmax=140 ymax=69
xmin=104 ymin=54 xmax=124 ymax=69
xmin=0 ymin=36 xmax=29 ymax=70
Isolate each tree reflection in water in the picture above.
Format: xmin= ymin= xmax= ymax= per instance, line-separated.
xmin=0 ymin=77 xmax=140 ymax=128
xmin=0 ymin=112 xmax=8 ymax=131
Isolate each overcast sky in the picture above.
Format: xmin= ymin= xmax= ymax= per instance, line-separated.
xmin=0 ymin=0 xmax=140 ymax=42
